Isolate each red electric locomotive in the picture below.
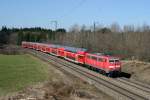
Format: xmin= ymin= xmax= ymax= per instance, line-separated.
xmin=85 ymin=53 xmax=121 ymax=76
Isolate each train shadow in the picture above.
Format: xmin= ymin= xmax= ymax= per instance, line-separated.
xmin=81 ymin=64 xmax=132 ymax=78
xmin=82 ymin=65 xmax=131 ymax=78
xmin=118 ymin=72 xmax=131 ymax=78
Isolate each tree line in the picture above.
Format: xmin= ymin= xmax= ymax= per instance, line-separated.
xmin=0 ymin=26 xmax=66 ymax=45
xmin=0 ymin=23 xmax=150 ymax=61
xmin=53 ymin=23 xmax=150 ymax=61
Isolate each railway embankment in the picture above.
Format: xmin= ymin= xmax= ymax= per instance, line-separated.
xmin=1 ymin=47 xmax=150 ymax=100
xmin=122 ymin=60 xmax=150 ymax=85
xmin=26 ymin=49 xmax=150 ymax=100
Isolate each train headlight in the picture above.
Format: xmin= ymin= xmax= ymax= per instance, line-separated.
xmin=116 ymin=65 xmax=120 ymax=67
xmin=109 ymin=66 xmax=114 ymax=68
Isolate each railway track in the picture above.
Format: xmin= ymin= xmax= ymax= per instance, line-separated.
xmin=27 ymin=49 xmax=150 ymax=100
xmin=117 ymin=78 xmax=150 ymax=93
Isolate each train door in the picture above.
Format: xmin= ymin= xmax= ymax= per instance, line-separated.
xmin=58 ymin=48 xmax=65 ymax=57
xmin=45 ymin=46 xmax=50 ymax=53
xmin=51 ymin=48 xmax=58 ymax=56
xmin=76 ymin=54 xmax=85 ymax=64
xmin=85 ymin=54 xmax=90 ymax=65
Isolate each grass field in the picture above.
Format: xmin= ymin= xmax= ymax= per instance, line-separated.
xmin=0 ymin=54 xmax=49 ymax=95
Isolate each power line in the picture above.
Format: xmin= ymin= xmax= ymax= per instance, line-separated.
xmin=59 ymin=0 xmax=87 ymax=19
xmin=50 ymin=0 xmax=87 ymax=29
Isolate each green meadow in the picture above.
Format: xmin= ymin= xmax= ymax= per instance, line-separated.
xmin=0 ymin=54 xmax=49 ymax=95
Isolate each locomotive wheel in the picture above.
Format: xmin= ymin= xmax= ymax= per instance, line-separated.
xmin=107 ymin=73 xmax=112 ymax=77
xmin=107 ymin=72 xmax=113 ymax=77
xmin=88 ymin=66 xmax=91 ymax=69
xmin=88 ymin=65 xmax=91 ymax=69
xmin=99 ymin=70 xmax=106 ymax=75
xmin=101 ymin=70 xmax=106 ymax=75
xmin=91 ymin=67 xmax=94 ymax=71
xmin=98 ymin=70 xmax=102 ymax=74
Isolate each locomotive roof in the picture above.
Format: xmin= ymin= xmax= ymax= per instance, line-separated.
xmin=87 ymin=53 xmax=119 ymax=59
xmin=87 ymin=52 xmax=105 ymax=56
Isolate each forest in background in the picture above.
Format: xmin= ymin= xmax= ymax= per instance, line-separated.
xmin=0 ymin=23 xmax=150 ymax=61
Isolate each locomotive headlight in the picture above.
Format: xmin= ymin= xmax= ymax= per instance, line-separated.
xmin=116 ymin=65 xmax=120 ymax=67
xmin=109 ymin=66 xmax=114 ymax=68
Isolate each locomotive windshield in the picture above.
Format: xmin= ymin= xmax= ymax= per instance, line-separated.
xmin=109 ymin=59 xmax=119 ymax=63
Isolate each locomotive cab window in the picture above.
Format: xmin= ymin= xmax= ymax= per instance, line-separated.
xmin=99 ymin=58 xmax=107 ymax=62
xmin=78 ymin=55 xmax=84 ymax=58
xmin=115 ymin=60 xmax=119 ymax=62
xmin=98 ymin=58 xmax=104 ymax=62
xmin=109 ymin=60 xmax=114 ymax=63
xmin=91 ymin=56 xmax=97 ymax=61
xmin=87 ymin=55 xmax=91 ymax=59
xmin=109 ymin=59 xmax=119 ymax=63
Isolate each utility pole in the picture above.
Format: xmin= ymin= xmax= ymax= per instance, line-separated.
xmin=51 ymin=20 xmax=58 ymax=30
xmin=93 ymin=21 xmax=99 ymax=33
xmin=51 ymin=20 xmax=58 ymax=41
xmin=93 ymin=21 xmax=96 ymax=33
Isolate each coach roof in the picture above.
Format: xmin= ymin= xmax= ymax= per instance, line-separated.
xmin=64 ymin=46 xmax=87 ymax=53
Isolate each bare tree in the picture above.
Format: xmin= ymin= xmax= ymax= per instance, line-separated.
xmin=110 ymin=22 xmax=121 ymax=32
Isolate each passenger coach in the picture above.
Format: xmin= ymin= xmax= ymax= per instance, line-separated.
xmin=64 ymin=46 xmax=87 ymax=64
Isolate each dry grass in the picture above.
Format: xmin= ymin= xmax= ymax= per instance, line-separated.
xmin=122 ymin=60 xmax=150 ymax=84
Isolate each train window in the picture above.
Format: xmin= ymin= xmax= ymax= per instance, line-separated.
xmin=98 ymin=58 xmax=104 ymax=62
xmin=109 ymin=59 xmax=120 ymax=63
xmin=98 ymin=58 xmax=103 ymax=62
xmin=78 ymin=55 xmax=84 ymax=59
xmin=87 ymin=55 xmax=91 ymax=59
xmin=91 ymin=56 xmax=97 ymax=60
xmin=98 ymin=58 xmax=106 ymax=62
xmin=109 ymin=60 xmax=114 ymax=63
xmin=115 ymin=60 xmax=119 ymax=62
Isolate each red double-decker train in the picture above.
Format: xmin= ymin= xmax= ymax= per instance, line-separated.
xmin=22 ymin=41 xmax=121 ymax=77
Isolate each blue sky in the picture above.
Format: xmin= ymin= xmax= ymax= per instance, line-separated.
xmin=0 ymin=0 xmax=150 ymax=29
